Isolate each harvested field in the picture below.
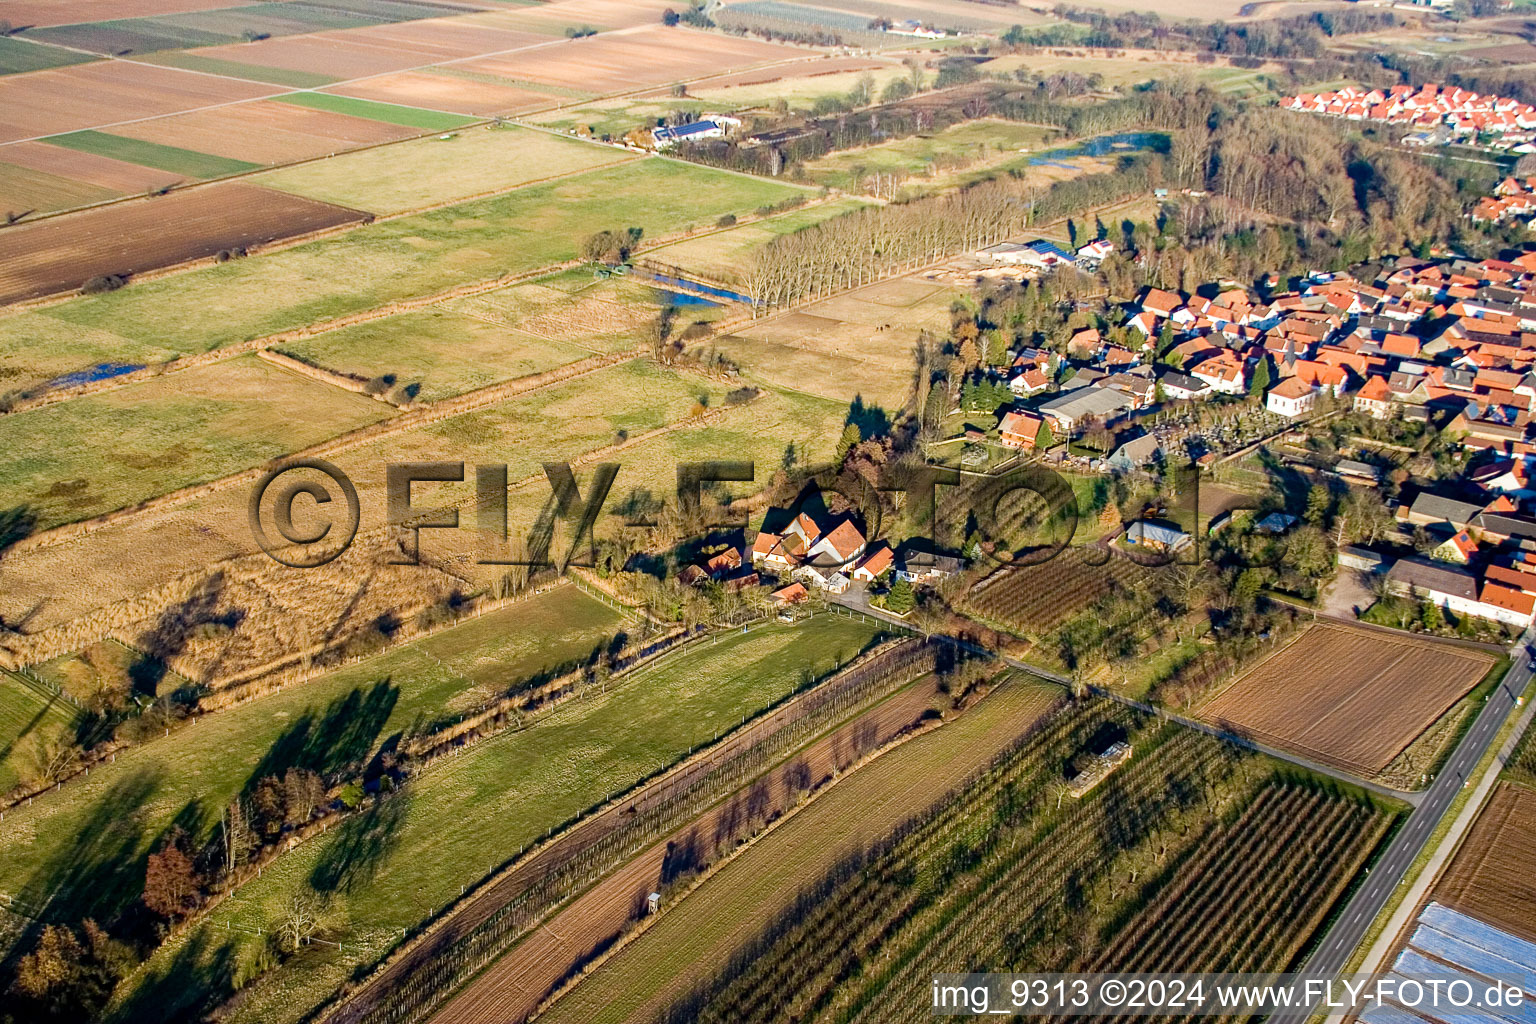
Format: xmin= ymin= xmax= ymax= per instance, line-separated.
xmin=478 ymin=283 xmax=656 ymax=342
xmin=253 ymin=122 xmax=635 ymax=213
xmin=105 ymin=99 xmax=420 ymax=165
xmin=713 ymin=272 xmax=954 ymax=406
xmin=0 ymin=381 xmax=844 ymax=652
xmin=1199 ymin=622 xmax=1495 ymax=777
xmin=139 ymin=52 xmax=341 ymax=87
xmin=800 ymin=118 xmax=1063 ymax=193
xmin=0 ymin=182 xmax=367 ymax=306
xmin=0 ymin=353 xmax=392 ymax=531
xmin=23 ymin=19 xmax=237 ymax=56
xmin=45 ymin=129 xmax=261 ymax=178
xmin=791 ymin=0 xmax=1046 ymax=31
xmin=0 ymin=140 xmax=184 ymax=197
xmin=430 ymin=670 xmax=943 ymax=1024
xmin=23 ymin=0 xmax=478 ymax=54
xmin=473 ymin=0 xmax=682 ymax=33
xmin=121 ymin=616 xmax=883 ymax=1024
xmin=324 ymin=70 xmax=551 ymax=115
xmin=0 ymin=61 xmax=277 ymax=144
xmin=181 ymin=19 xmax=546 ymax=80
xmin=645 ymin=195 xmax=871 ymax=282
xmin=0 ymin=0 xmax=239 ymax=29
xmin=536 ymin=679 xmax=1066 ymax=1024
xmin=1434 ymin=782 xmax=1536 ymax=943
xmin=0 ymin=37 xmax=95 ymax=75
xmin=1461 ymin=42 xmax=1536 ymax=62
xmin=663 ymin=53 xmax=896 ymax=93
xmin=276 ymin=306 xmax=597 ymax=403
xmin=458 ymin=25 xmax=803 ymax=94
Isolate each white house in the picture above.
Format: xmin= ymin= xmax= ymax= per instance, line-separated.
xmin=1265 ymin=375 xmax=1317 ymax=418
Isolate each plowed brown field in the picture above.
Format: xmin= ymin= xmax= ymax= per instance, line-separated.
xmin=326 ymin=71 xmax=551 ymax=115
xmin=183 ymin=20 xmax=545 ymax=79
xmin=0 ymin=140 xmax=184 ymax=194
xmin=107 ymin=99 xmax=419 ymax=163
xmin=0 ymin=61 xmax=276 ymax=143
xmin=460 ymin=26 xmax=803 ymax=94
xmin=0 ymin=0 xmax=237 ymax=28
xmin=1435 ymin=782 xmax=1536 ymax=942
xmin=1198 ymin=622 xmax=1493 ymax=776
xmin=0 ymin=183 xmax=365 ymax=305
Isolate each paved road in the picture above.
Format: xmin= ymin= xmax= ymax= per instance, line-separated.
xmin=1269 ymin=629 xmax=1535 ymax=1023
xmin=829 ymin=593 xmax=1416 ymax=804
xmin=831 ymin=591 xmax=1535 ymax=1019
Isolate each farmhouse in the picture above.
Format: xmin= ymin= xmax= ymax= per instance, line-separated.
xmin=1265 ymin=376 xmax=1317 ymax=418
xmin=851 ymin=543 xmax=893 ymax=582
xmin=998 ymin=410 xmax=1046 ymax=450
xmin=1157 ymin=371 xmax=1211 ymax=401
xmin=1383 ymin=557 xmax=1532 ymax=625
xmin=652 ymin=117 xmax=739 ymax=148
xmin=1037 ymin=386 xmax=1134 ymax=432
xmin=1402 ymin=492 xmax=1482 ymax=531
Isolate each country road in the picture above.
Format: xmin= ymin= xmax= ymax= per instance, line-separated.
xmin=828 ymin=592 xmax=1536 ymax=1019
xmin=828 ymin=594 xmax=1418 ymax=803
xmin=1268 ymin=627 xmax=1535 ymax=1023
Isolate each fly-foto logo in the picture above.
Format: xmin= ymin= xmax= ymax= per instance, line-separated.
xmin=248 ymin=454 xmax=1258 ymax=573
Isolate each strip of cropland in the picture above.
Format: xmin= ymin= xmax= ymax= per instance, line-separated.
xmin=251 ymin=123 xmax=639 ymax=215
xmin=1198 ymin=622 xmax=1494 ymax=777
xmin=540 ymin=695 xmax=1400 ymax=1024
xmin=0 ymin=182 xmax=366 ymax=306
xmin=107 ymin=615 xmax=884 ymax=1024
xmin=325 ymin=637 xmax=938 ymax=1024
xmin=0 ymin=157 xmax=805 ymax=392
xmin=536 ymin=678 xmax=1067 ymax=1024
xmin=0 ymin=585 xmax=627 ymax=935
xmin=429 ymin=666 xmax=945 ymax=1024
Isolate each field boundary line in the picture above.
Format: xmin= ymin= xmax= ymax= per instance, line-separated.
xmin=2 ymin=350 xmax=635 ymax=557
xmin=0 ymin=26 xmax=824 ymax=226
xmin=1353 ymin=677 xmax=1536 ymax=983
xmin=0 ymin=178 xmax=832 ymax=414
xmin=310 ymin=630 xmax=921 ymax=1024
xmin=527 ymin=692 xmax=952 ymax=1024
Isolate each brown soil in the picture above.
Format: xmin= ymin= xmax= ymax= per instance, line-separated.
xmin=108 ymin=99 xmax=419 ymax=163
xmin=0 ymin=61 xmax=277 ymax=143
xmin=0 ymin=182 xmax=365 ymax=305
xmin=1435 ymin=781 xmax=1536 ymax=943
xmin=1199 ymin=622 xmax=1493 ymax=777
